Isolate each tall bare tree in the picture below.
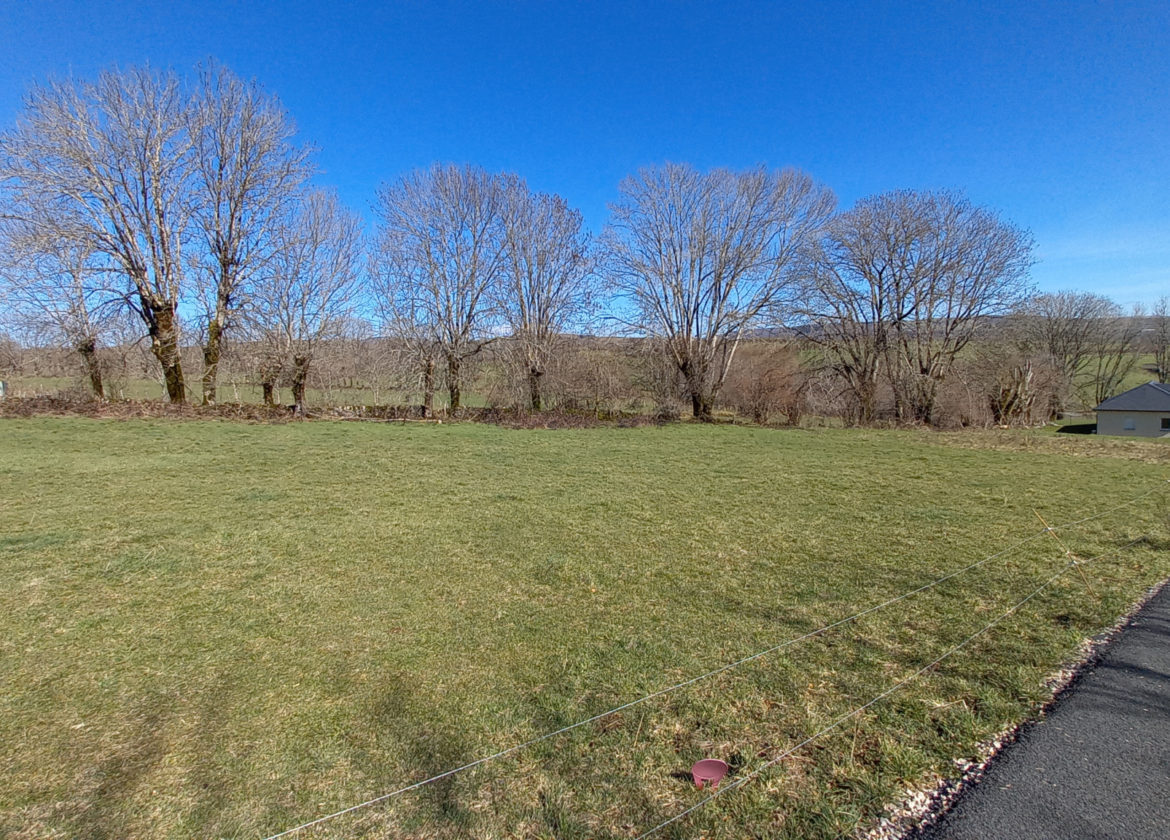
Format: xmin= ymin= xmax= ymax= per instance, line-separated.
xmin=798 ymin=206 xmax=897 ymax=424
xmin=375 ymin=300 xmax=440 ymax=416
xmin=0 ymin=219 xmax=111 ymax=398
xmin=188 ymin=61 xmax=312 ymax=405
xmin=1148 ymin=296 xmax=1170 ymax=384
xmin=1083 ymin=306 xmax=1142 ymax=407
xmin=1014 ymin=291 xmax=1118 ymax=414
xmin=373 ymin=164 xmax=509 ymax=412
xmin=605 ymin=163 xmax=835 ymax=419
xmin=0 ymin=67 xmax=195 ymax=402
xmin=497 ymin=178 xmax=596 ymax=411
xmin=801 ymin=190 xmax=1033 ymax=424
xmin=248 ymin=190 xmax=363 ymax=411
xmin=885 ymin=192 xmax=1033 ymax=422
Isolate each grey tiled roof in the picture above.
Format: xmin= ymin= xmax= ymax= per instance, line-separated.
xmin=1095 ymin=381 xmax=1170 ymax=412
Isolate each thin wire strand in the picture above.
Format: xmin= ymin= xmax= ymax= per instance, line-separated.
xmin=633 ymin=538 xmax=1151 ymax=839
xmin=260 ymin=481 xmax=1168 ymax=839
xmin=1076 ymin=533 xmax=1152 ymax=565
xmin=259 ymin=535 xmax=1046 ymax=840
xmin=1054 ymin=481 xmax=1169 ymax=529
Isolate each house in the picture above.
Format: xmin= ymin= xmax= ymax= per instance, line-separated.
xmin=1095 ymin=381 xmax=1170 ymax=437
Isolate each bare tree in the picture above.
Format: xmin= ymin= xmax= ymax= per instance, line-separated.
xmin=1014 ymin=291 xmax=1119 ymax=414
xmin=377 ymin=307 xmax=440 ymax=416
xmin=605 ymin=163 xmax=835 ymax=420
xmin=0 ymin=67 xmax=195 ymax=402
xmin=0 ymin=332 xmax=19 ymax=378
xmin=1083 ymin=307 xmax=1142 ymax=407
xmin=1148 ymin=296 xmax=1170 ymax=384
xmin=248 ymin=190 xmax=364 ymax=411
xmin=885 ymin=192 xmax=1033 ymax=422
xmin=373 ymin=164 xmax=509 ymax=412
xmin=0 ymin=219 xmax=112 ymax=398
xmin=497 ymin=178 xmax=596 ymax=411
xmin=188 ymin=61 xmax=313 ymax=405
xmin=801 ymin=190 xmax=1033 ymax=424
xmin=798 ymin=220 xmax=894 ymax=424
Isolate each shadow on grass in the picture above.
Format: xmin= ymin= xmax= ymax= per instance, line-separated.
xmin=1133 ymin=533 xmax=1170 ymax=553
xmin=1056 ymin=422 xmax=1097 ymax=435
xmin=70 ymin=708 xmax=169 ymax=840
xmin=361 ymin=675 xmax=474 ymax=831
xmin=182 ymin=677 xmax=237 ymax=836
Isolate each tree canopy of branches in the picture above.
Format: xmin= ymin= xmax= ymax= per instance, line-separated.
xmin=0 ymin=220 xmax=110 ymax=397
xmin=373 ymin=164 xmax=510 ymax=412
xmin=248 ymin=190 xmax=364 ymax=410
xmin=1083 ymin=308 xmax=1142 ymax=407
xmin=1014 ymin=291 xmax=1142 ymax=413
xmin=189 ymin=61 xmax=312 ymax=405
xmin=1015 ymin=291 xmax=1113 ymax=413
xmin=497 ymin=178 xmax=596 ymax=411
xmin=801 ymin=190 xmax=1034 ymax=424
xmin=606 ymin=163 xmax=835 ymax=420
xmin=0 ymin=63 xmax=314 ymax=405
xmin=0 ymin=66 xmax=194 ymax=401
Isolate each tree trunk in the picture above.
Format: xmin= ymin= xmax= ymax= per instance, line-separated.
xmin=908 ymin=375 xmax=937 ymax=425
xmin=145 ymin=299 xmax=185 ymax=404
xmin=990 ymin=363 xmax=1034 ymax=426
xmin=856 ymin=385 xmax=876 ymax=425
xmin=891 ymin=380 xmax=908 ymax=424
xmin=76 ymin=337 xmax=104 ymax=400
xmin=447 ymin=354 xmax=461 ymax=412
xmin=679 ymin=359 xmax=712 ymax=421
xmin=422 ymin=357 xmax=435 ymax=418
xmin=201 ymin=312 xmax=225 ymax=405
xmin=291 ymin=355 xmax=310 ymax=411
xmin=690 ymin=390 xmax=714 ymax=421
xmin=528 ymin=366 xmax=543 ymax=412
xmin=262 ymin=380 xmax=276 ymax=406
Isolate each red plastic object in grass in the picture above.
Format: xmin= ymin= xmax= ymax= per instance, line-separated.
xmin=691 ymin=758 xmax=729 ymax=789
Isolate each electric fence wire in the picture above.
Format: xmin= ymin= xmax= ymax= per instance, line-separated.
xmin=633 ymin=536 xmax=1154 ymax=838
xmin=260 ymin=479 xmax=1169 ymax=839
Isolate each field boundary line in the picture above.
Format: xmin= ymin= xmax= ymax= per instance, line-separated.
xmin=259 ymin=481 xmax=1168 ymax=840
xmin=634 ymin=535 xmax=1153 ymax=838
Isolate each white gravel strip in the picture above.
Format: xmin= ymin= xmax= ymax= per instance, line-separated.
xmin=859 ymin=577 xmax=1170 ymax=840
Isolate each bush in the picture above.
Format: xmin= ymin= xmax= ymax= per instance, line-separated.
xmin=720 ymin=342 xmax=809 ymax=424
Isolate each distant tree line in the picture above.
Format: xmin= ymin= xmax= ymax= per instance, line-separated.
xmin=1 ymin=62 xmax=1165 ymax=425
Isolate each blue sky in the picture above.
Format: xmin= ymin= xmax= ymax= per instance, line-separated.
xmin=2 ymin=0 xmax=1167 ymax=305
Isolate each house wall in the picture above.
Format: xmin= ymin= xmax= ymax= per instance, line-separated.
xmin=1096 ymin=411 xmax=1170 ymax=437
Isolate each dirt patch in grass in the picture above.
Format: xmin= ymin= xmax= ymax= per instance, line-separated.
xmin=0 ymin=395 xmax=293 ymax=423
xmin=0 ymin=396 xmax=670 ymax=429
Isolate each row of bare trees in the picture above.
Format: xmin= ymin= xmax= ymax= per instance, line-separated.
xmin=796 ymin=190 xmax=1035 ymax=424
xmin=372 ymin=165 xmax=595 ymax=414
xmin=0 ymin=63 xmax=362 ymax=409
xmin=1 ymin=62 xmax=1161 ymax=426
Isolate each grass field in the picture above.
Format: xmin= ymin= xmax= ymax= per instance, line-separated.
xmin=1 ymin=419 xmax=1168 ymax=839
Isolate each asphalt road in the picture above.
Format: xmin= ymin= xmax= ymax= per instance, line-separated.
xmin=913 ymin=582 xmax=1170 ymax=840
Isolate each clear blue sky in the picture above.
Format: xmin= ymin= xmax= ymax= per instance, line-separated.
xmin=2 ymin=0 xmax=1167 ymax=305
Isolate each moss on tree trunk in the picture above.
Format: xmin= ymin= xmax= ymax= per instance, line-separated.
xmin=76 ymin=337 xmax=104 ymax=400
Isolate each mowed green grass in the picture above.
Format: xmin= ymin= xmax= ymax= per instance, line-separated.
xmin=1 ymin=420 xmax=1168 ymax=840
